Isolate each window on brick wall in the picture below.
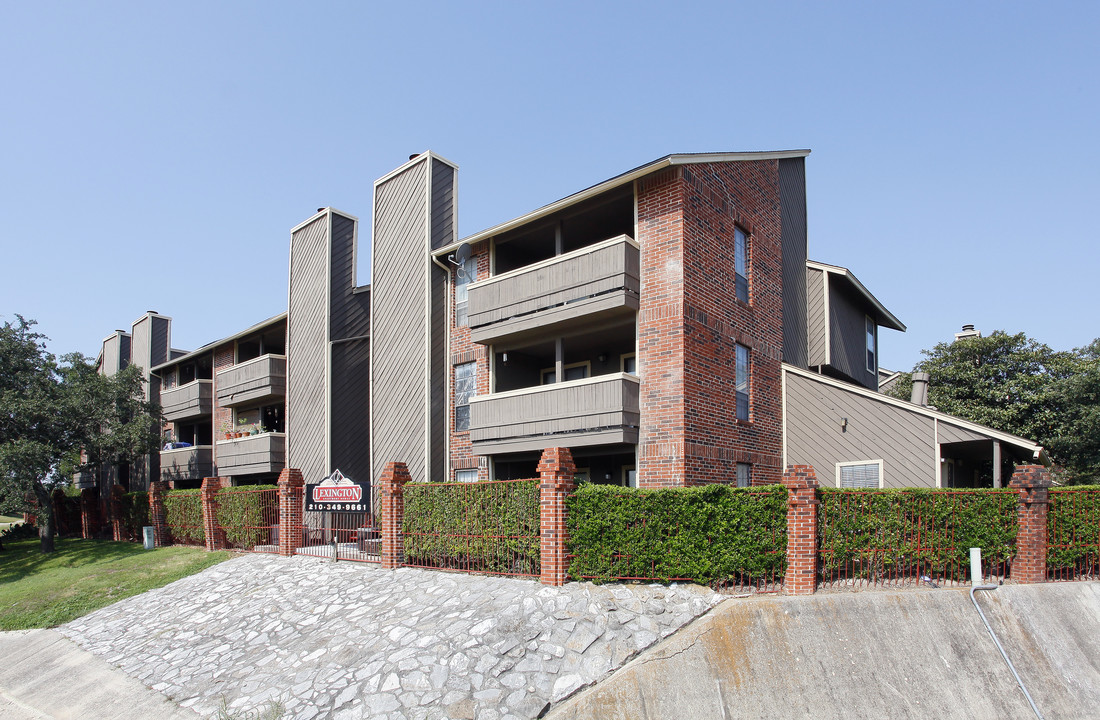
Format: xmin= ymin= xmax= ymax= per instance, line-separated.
xmin=735 ymin=344 xmax=750 ymax=421
xmin=837 ymin=460 xmax=883 ymax=488
xmin=454 ymin=361 xmax=476 ymax=432
xmin=455 ymin=256 xmax=478 ymax=327
xmin=735 ymin=227 xmax=749 ymax=303
xmin=736 ymin=462 xmax=751 ymax=488
xmin=455 ymin=468 xmax=478 ymax=483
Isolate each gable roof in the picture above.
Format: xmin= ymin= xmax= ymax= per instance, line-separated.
xmin=807 ymin=259 xmax=906 ymax=332
xmin=434 ymin=150 xmax=812 ymax=256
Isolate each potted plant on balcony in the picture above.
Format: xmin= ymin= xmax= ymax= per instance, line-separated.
xmin=220 ymin=419 xmax=233 ymax=440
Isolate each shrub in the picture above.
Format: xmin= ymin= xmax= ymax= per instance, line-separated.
xmin=567 ymin=483 xmax=788 ymax=586
xmin=118 ymin=492 xmax=150 ymax=541
xmin=818 ymin=488 xmax=1018 ymax=582
xmin=1048 ymin=486 xmax=1100 ymax=574
xmin=215 ymin=485 xmax=278 ymax=549
xmin=163 ymin=489 xmax=204 ymax=545
xmin=403 ymin=480 xmax=541 ymax=575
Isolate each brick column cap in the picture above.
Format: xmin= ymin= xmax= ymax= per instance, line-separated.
xmin=1009 ymin=465 xmax=1052 ymax=490
xmin=538 ymin=447 xmax=576 ymax=478
xmin=379 ymin=462 xmax=412 ymax=497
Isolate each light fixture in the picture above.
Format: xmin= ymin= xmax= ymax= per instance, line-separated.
xmin=597 ymin=352 xmax=608 ymax=363
xmin=501 ymin=352 xmax=509 ymax=365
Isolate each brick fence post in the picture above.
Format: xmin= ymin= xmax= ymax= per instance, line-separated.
xmin=782 ymin=465 xmax=820 ymax=595
xmin=277 ymin=468 xmax=305 ymax=557
xmin=80 ymin=487 xmax=98 ymax=539
xmin=201 ymin=477 xmax=228 ymax=551
xmin=379 ymin=462 xmax=412 ymax=570
xmin=148 ymin=481 xmax=171 ymax=547
xmin=539 ymin=447 xmax=576 ymax=586
xmin=1010 ymin=464 xmax=1052 ymax=584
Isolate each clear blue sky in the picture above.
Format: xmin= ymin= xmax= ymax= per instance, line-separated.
xmin=2 ymin=1 xmax=1097 ymax=372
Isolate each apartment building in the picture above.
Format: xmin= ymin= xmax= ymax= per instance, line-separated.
xmin=83 ymin=149 xmax=1045 ymax=502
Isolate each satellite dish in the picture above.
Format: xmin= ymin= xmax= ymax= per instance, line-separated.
xmin=448 ymin=241 xmax=470 ymax=267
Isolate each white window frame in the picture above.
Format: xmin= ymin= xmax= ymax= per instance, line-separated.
xmin=454 ymin=361 xmax=477 ymax=432
xmin=620 ymin=353 xmax=636 ymax=375
xmin=836 ymin=459 xmax=884 ymax=489
xmin=540 ymin=360 xmax=591 ymax=385
xmin=735 ymin=344 xmax=750 ymax=421
xmin=455 ymin=468 xmax=478 ymax=483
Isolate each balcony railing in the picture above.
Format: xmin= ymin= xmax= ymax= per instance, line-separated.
xmin=160 ymin=445 xmax=214 ymax=483
xmin=467 ymin=235 xmax=639 ymax=345
xmin=469 ymin=373 xmax=640 ymax=455
xmin=216 ymin=433 xmax=286 ymax=476
xmin=161 ymin=379 xmax=213 ymax=422
xmin=215 ymin=354 xmax=287 ymax=407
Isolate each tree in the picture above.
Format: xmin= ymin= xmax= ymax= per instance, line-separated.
xmin=887 ymin=331 xmax=1100 ymax=484
xmin=0 ymin=316 xmax=161 ymax=552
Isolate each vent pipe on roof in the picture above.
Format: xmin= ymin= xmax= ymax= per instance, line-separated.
xmin=955 ymin=324 xmax=982 ymax=341
xmin=911 ymin=372 xmax=930 ymax=406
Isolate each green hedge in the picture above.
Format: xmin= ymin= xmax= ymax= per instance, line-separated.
xmin=215 ymin=485 xmax=278 ymax=549
xmin=163 ymin=489 xmax=204 ymax=545
xmin=403 ymin=480 xmax=541 ymax=575
xmin=819 ymin=488 xmax=1018 ymax=581
xmin=566 ymin=483 xmax=788 ymax=585
xmin=118 ymin=492 xmax=150 ymax=541
xmin=1048 ymin=487 xmax=1100 ymax=572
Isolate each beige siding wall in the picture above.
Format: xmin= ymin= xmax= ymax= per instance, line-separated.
xmin=785 ymin=370 xmax=938 ymax=488
xmin=288 ymin=214 xmax=330 ymax=485
xmin=806 ymin=267 xmax=826 ymax=366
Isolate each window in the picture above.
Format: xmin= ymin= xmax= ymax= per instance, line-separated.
xmin=455 ymin=469 xmax=478 ymax=483
xmin=454 ymin=362 xmax=476 ymax=432
xmin=621 ymin=353 xmax=636 ymax=375
xmin=866 ymin=316 xmax=877 ymax=373
xmin=455 ymin=256 xmax=478 ymax=327
xmin=837 ymin=460 xmax=883 ymax=488
xmin=540 ymin=361 xmax=590 ymax=385
xmin=622 ymin=466 xmax=637 ymax=488
xmin=734 ymin=227 xmax=749 ymax=303
xmin=574 ymin=468 xmax=590 ymax=484
xmin=736 ymin=463 xmax=751 ymax=488
xmin=735 ymin=344 xmax=750 ymax=421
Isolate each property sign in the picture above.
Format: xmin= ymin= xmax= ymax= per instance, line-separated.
xmin=305 ymin=469 xmax=369 ymax=512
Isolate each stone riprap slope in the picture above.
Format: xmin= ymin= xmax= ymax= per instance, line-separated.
xmin=60 ymin=553 xmax=721 ymax=719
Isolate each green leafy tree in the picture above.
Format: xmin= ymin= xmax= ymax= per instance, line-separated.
xmin=887 ymin=331 xmax=1099 ymax=483
xmin=0 ymin=316 xmax=161 ymax=552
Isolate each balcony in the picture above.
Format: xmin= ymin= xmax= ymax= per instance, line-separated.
xmin=161 ymin=380 xmax=213 ymax=422
xmin=216 ymin=433 xmax=286 ymax=476
xmin=469 ymin=373 xmax=640 ymax=455
xmin=160 ymin=445 xmax=214 ymax=484
xmin=215 ymin=354 xmax=287 ymax=407
xmin=468 ymin=235 xmax=639 ymax=346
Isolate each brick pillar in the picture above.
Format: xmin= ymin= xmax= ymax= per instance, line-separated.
xmin=539 ymin=447 xmax=576 ymax=586
xmin=379 ymin=462 xmax=412 ymax=569
xmin=80 ymin=487 xmax=98 ymax=539
xmin=109 ymin=484 xmax=126 ymax=541
xmin=201 ymin=477 xmax=227 ymax=551
xmin=1010 ymin=465 xmax=1051 ymax=584
xmin=148 ymin=481 xmax=171 ymax=547
xmin=782 ymin=465 xmax=820 ymax=595
xmin=277 ymin=468 xmax=305 ymax=557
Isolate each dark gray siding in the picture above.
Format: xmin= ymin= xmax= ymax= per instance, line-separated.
xmin=779 ymin=157 xmax=807 ymax=368
xmin=328 ymin=211 xmax=371 ymax=488
xmin=372 ymin=159 xmax=431 ymax=483
xmin=829 ymin=281 xmax=878 ymax=389
xmin=430 ymin=159 xmax=455 ymax=251
xmin=806 ymin=267 xmax=826 ymax=366
xmin=288 ymin=214 xmax=330 ymax=485
xmin=785 ymin=370 xmax=937 ymax=488
xmin=429 ymin=264 xmax=446 ymax=482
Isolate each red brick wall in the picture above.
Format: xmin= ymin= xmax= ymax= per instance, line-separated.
xmin=212 ymin=342 xmax=234 ymax=442
xmin=638 ymin=161 xmax=784 ymax=487
xmin=448 ymin=243 xmax=491 ymax=481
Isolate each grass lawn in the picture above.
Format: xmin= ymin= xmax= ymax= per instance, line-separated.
xmin=0 ymin=515 xmax=22 ymax=530
xmin=0 ymin=537 xmax=230 ymax=630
